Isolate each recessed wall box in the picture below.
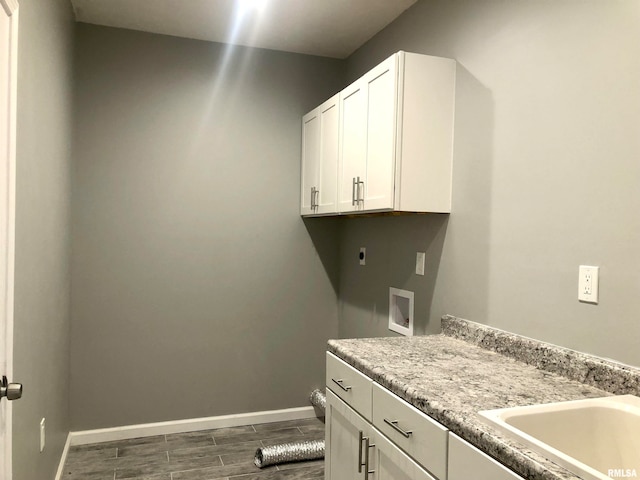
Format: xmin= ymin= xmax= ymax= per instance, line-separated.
xmin=389 ymin=287 xmax=414 ymax=336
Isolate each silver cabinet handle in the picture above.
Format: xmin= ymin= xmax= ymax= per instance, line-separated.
xmin=1 ymin=376 xmax=23 ymax=402
xmin=314 ymin=188 xmax=319 ymax=209
xmin=358 ymin=430 xmax=364 ymax=473
xmin=311 ymin=187 xmax=319 ymax=210
xmin=383 ymin=418 xmax=413 ymax=438
xmin=358 ymin=432 xmax=376 ymax=476
xmin=353 ymin=176 xmax=364 ymax=206
xmin=364 ymin=435 xmax=375 ymax=478
xmin=352 ymin=177 xmax=357 ymax=206
xmin=331 ymin=378 xmax=352 ymax=392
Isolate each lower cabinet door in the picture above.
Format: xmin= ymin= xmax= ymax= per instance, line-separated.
xmin=325 ymin=389 xmax=375 ymax=480
xmin=375 ymin=430 xmax=437 ymax=480
xmin=448 ymin=433 xmax=524 ymax=480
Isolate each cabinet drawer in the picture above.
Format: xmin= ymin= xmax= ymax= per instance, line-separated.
xmin=326 ymin=352 xmax=372 ymax=420
xmin=448 ymin=433 xmax=524 ymax=480
xmin=372 ymin=383 xmax=448 ymax=480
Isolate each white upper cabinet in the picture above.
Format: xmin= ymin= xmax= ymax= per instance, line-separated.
xmin=301 ymin=51 xmax=455 ymax=216
xmin=300 ymin=93 xmax=340 ymax=216
xmin=339 ymin=55 xmax=398 ymax=213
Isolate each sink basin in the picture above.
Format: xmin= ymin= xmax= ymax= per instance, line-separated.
xmin=479 ymin=395 xmax=640 ymax=480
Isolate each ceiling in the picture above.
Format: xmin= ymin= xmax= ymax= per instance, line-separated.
xmin=70 ymin=0 xmax=418 ymax=59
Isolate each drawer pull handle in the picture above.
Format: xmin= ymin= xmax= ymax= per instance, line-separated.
xmin=384 ymin=418 xmax=413 ymax=438
xmin=331 ymin=378 xmax=352 ymax=392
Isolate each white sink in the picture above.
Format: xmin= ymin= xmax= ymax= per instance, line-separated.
xmin=479 ymin=395 xmax=640 ymax=480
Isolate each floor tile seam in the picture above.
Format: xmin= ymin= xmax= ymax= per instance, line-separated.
xmin=160 ymin=444 xmax=257 ymax=463
xmin=163 ymin=463 xmax=226 ymax=477
xmin=115 ymin=456 xmax=221 ymax=477
xmin=112 ymin=452 xmax=172 ymax=467
xmin=63 ymin=455 xmax=119 ymax=468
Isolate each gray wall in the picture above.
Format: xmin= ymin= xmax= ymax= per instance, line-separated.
xmin=71 ymin=25 xmax=343 ymax=430
xmin=13 ymin=0 xmax=74 ymax=478
xmin=339 ymin=0 xmax=640 ymax=365
xmin=339 ymin=214 xmax=448 ymax=339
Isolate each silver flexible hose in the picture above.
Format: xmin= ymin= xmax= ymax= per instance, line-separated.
xmin=309 ymin=389 xmax=326 ymax=411
xmin=254 ymin=439 xmax=325 ymax=468
xmin=254 ymin=389 xmax=326 ymax=468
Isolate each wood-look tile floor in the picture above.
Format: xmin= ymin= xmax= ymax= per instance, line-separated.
xmin=62 ymin=417 xmax=325 ymax=480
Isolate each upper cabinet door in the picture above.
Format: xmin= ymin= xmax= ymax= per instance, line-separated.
xmin=338 ymin=79 xmax=367 ymax=213
xmin=361 ymin=54 xmax=398 ymax=212
xmin=316 ymin=94 xmax=339 ymax=214
xmin=339 ymin=54 xmax=399 ymax=214
xmin=301 ymin=107 xmax=320 ymax=216
xmin=300 ymin=93 xmax=340 ymax=216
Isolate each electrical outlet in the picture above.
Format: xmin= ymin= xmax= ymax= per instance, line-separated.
xmin=359 ymin=247 xmax=366 ymax=266
xmin=40 ymin=418 xmax=45 ymax=452
xmin=578 ymin=265 xmax=599 ymax=304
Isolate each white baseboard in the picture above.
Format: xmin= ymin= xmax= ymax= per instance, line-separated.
xmin=69 ymin=406 xmax=317 ymax=446
xmin=54 ymin=433 xmax=71 ymax=480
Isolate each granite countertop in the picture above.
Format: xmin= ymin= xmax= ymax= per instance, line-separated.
xmin=327 ymin=315 xmax=640 ymax=480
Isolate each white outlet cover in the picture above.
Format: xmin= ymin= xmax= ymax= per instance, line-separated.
xmin=578 ymin=265 xmax=599 ymax=304
xmin=416 ymin=252 xmax=425 ymax=275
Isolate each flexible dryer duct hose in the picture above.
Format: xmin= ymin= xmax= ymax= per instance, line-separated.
xmin=254 ymin=439 xmax=325 ymax=468
xmin=309 ymin=388 xmax=326 ymax=411
xmin=254 ymin=389 xmax=326 ymax=468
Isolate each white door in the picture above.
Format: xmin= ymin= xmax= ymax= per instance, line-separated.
xmin=0 ymin=1 xmax=19 ymax=478
xmin=315 ymin=94 xmax=339 ymax=214
xmin=363 ymin=54 xmax=397 ymax=211
xmin=301 ymin=93 xmax=340 ymax=216
xmin=375 ymin=431 xmax=436 ymax=480
xmin=300 ymin=107 xmax=320 ymax=215
xmin=338 ymin=79 xmax=367 ymax=212
xmin=338 ymin=54 xmax=397 ymax=213
xmin=325 ymin=390 xmax=374 ymax=480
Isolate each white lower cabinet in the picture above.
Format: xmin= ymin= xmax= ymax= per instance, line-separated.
xmin=448 ymin=433 xmax=525 ymax=480
xmin=326 ymin=353 xmax=445 ymax=480
xmin=327 ymin=353 xmax=527 ymax=480
xmin=326 ymin=390 xmax=435 ymax=480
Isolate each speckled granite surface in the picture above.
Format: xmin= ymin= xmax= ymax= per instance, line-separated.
xmin=442 ymin=315 xmax=640 ymax=396
xmin=328 ymin=316 xmax=640 ymax=480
